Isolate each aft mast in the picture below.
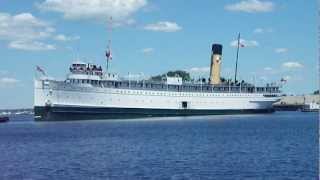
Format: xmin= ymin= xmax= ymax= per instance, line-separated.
xmin=234 ymin=33 xmax=240 ymax=83
xmin=105 ymin=16 xmax=113 ymax=72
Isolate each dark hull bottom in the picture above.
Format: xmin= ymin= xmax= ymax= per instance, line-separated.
xmin=0 ymin=116 xmax=9 ymax=123
xmin=34 ymin=106 xmax=275 ymax=121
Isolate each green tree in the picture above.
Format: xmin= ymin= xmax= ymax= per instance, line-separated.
xmin=150 ymin=70 xmax=191 ymax=82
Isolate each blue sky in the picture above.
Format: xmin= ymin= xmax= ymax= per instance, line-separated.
xmin=0 ymin=0 xmax=318 ymax=109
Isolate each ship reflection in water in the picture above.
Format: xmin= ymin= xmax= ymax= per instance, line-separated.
xmin=0 ymin=112 xmax=317 ymax=179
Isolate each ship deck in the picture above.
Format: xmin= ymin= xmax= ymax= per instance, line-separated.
xmin=61 ymin=79 xmax=280 ymax=95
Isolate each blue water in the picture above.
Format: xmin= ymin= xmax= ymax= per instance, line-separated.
xmin=0 ymin=112 xmax=318 ymax=180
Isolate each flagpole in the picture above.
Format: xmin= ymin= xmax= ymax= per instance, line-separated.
xmin=106 ymin=16 xmax=112 ymax=72
xmin=234 ymin=33 xmax=240 ymax=83
xmin=106 ymin=58 xmax=109 ymax=71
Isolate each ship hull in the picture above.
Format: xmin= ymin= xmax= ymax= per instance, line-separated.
xmin=34 ymin=106 xmax=275 ymax=121
xmin=34 ymin=79 xmax=279 ymax=121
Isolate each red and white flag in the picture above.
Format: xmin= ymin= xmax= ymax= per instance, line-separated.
xmin=106 ymin=48 xmax=112 ymax=60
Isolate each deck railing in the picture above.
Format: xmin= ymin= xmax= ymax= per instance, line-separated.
xmin=50 ymin=79 xmax=281 ymax=94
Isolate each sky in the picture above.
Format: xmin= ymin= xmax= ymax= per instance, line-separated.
xmin=0 ymin=0 xmax=318 ymax=109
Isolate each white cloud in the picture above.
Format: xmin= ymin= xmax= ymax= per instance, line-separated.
xmin=142 ymin=3 xmax=158 ymax=13
xmin=144 ymin=21 xmax=182 ymax=32
xmin=188 ymin=67 xmax=210 ymax=73
xmin=282 ymin=62 xmax=303 ymax=69
xmin=253 ymin=27 xmax=273 ymax=33
xmin=225 ymin=0 xmax=274 ymax=13
xmin=140 ymin=48 xmax=154 ymax=54
xmin=275 ymin=48 xmax=288 ymax=53
xmin=0 ymin=12 xmax=53 ymax=41
xmin=8 ymin=41 xmax=55 ymax=51
xmin=37 ymin=0 xmax=147 ymax=24
xmin=0 ymin=77 xmax=19 ymax=86
xmin=0 ymin=12 xmax=58 ymax=51
xmin=0 ymin=12 xmax=79 ymax=51
xmin=54 ymin=34 xmax=80 ymax=41
xmin=230 ymin=38 xmax=259 ymax=47
xmin=253 ymin=28 xmax=263 ymax=33
xmin=264 ymin=67 xmax=272 ymax=71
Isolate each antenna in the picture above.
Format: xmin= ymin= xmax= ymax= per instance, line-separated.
xmin=105 ymin=16 xmax=113 ymax=72
xmin=234 ymin=33 xmax=240 ymax=83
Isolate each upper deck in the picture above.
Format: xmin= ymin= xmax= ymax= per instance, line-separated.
xmin=57 ymin=78 xmax=280 ymax=95
xmin=40 ymin=62 xmax=281 ymax=95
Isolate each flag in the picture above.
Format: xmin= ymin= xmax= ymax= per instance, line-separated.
xmin=106 ymin=16 xmax=113 ymax=61
xmin=280 ymin=78 xmax=287 ymax=83
xmin=106 ymin=48 xmax=112 ymax=60
xmin=36 ymin=66 xmax=46 ymax=76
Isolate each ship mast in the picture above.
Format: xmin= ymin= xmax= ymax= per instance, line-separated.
xmin=234 ymin=33 xmax=240 ymax=83
xmin=105 ymin=16 xmax=113 ymax=72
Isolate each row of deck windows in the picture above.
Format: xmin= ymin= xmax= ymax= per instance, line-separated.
xmin=60 ymin=86 xmax=275 ymax=97
xmin=65 ymin=79 xmax=279 ymax=94
xmin=63 ymin=95 xmax=243 ymax=105
xmin=115 ymin=90 xmax=267 ymax=97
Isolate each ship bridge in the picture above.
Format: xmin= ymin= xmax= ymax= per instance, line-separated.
xmin=67 ymin=62 xmax=118 ymax=81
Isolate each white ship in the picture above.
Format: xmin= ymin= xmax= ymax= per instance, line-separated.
xmin=34 ymin=42 xmax=281 ymax=121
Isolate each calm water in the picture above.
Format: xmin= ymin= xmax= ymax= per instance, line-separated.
xmin=0 ymin=112 xmax=318 ymax=180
